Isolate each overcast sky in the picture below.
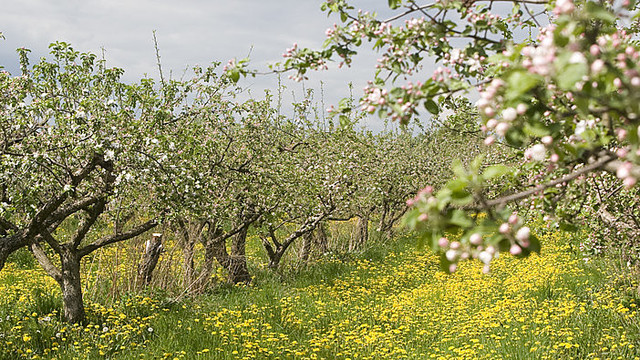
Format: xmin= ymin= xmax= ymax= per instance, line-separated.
xmin=0 ymin=0 xmax=408 ymax=130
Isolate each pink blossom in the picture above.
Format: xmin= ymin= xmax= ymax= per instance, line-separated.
xmin=617 ymin=162 xmax=632 ymax=179
xmin=510 ymin=244 xmax=522 ymax=255
xmin=616 ymin=128 xmax=628 ymax=141
xmin=624 ymin=176 xmax=637 ymax=188
xmin=516 ymin=103 xmax=527 ymax=115
xmin=478 ymin=251 xmax=492 ymax=265
xmin=438 ymin=237 xmax=449 ymax=248
xmin=515 ymin=226 xmax=530 ymax=242
xmin=614 ymin=78 xmax=623 ymax=88
xmin=499 ymin=223 xmax=510 ymax=234
xmin=525 ymin=144 xmax=546 ymax=161
xmin=617 ymin=148 xmax=628 ymax=158
xmin=502 ymin=107 xmax=517 ymax=122
xmin=469 ymin=233 xmax=483 ymax=245
xmin=495 ymin=122 xmax=510 ymax=136
xmin=591 ymin=59 xmax=605 ymax=73
xmin=554 ymin=0 xmax=575 ymax=15
xmin=484 ymin=136 xmax=495 ymax=146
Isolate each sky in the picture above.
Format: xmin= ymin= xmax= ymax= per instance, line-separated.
xmin=0 ymin=0 xmax=404 ymax=131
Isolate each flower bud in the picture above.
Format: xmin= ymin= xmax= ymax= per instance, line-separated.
xmin=438 ymin=237 xmax=449 ymax=248
xmin=515 ymin=226 xmax=530 ymax=242
xmin=446 ymin=249 xmax=458 ymax=261
xmin=469 ymin=233 xmax=483 ymax=245
xmin=478 ymin=251 xmax=492 ymax=265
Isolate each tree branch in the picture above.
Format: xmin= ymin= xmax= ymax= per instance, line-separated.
xmin=78 ymin=218 xmax=158 ymax=257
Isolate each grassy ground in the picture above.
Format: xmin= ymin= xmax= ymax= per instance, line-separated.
xmin=1 ymin=226 xmax=639 ymax=359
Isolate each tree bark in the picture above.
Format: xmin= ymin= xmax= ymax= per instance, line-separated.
xmin=314 ymin=222 xmax=329 ymax=254
xmin=177 ymin=219 xmax=201 ymax=287
xmin=60 ymin=249 xmax=85 ymax=324
xmin=298 ymin=231 xmax=313 ymax=263
xmin=228 ymin=226 xmax=251 ymax=284
xmin=349 ymin=215 xmax=369 ymax=252
xmin=0 ymin=233 xmax=28 ymax=271
xmin=137 ymin=233 xmax=163 ymax=286
xmin=195 ymin=238 xmax=217 ymax=292
xmin=268 ymin=252 xmax=283 ymax=270
xmin=204 ymin=224 xmax=251 ymax=286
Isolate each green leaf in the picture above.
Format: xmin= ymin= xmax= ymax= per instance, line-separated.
xmin=507 ymin=71 xmax=539 ymax=98
xmin=229 ymin=69 xmax=240 ymax=83
xmin=556 ymin=62 xmax=587 ymax=90
xmin=448 ymin=209 xmax=473 ymax=228
xmin=445 ymin=178 xmax=467 ymax=193
xmin=523 ymin=121 xmax=551 ymax=137
xmin=424 ymin=99 xmax=439 ymax=115
xmin=388 ymin=0 xmax=402 ymax=9
xmin=585 ymin=2 xmax=617 ymax=24
xmin=482 ymin=165 xmax=511 ymax=180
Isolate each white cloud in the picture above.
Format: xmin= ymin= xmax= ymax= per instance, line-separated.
xmin=0 ymin=0 xmax=431 ymax=131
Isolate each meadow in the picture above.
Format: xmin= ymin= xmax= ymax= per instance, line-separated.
xmin=1 ymin=224 xmax=639 ymax=360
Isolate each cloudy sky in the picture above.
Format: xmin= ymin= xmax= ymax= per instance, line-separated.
xmin=0 ymin=0 xmax=406 ymax=130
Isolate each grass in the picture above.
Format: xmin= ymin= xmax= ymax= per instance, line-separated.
xmin=0 ymin=226 xmax=639 ymax=359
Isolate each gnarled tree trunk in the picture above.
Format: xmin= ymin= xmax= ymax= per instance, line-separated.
xmin=228 ymin=226 xmax=251 ymax=284
xmin=202 ymin=224 xmax=251 ymax=286
xmin=349 ymin=215 xmax=369 ymax=252
xmin=314 ymin=222 xmax=329 ymax=254
xmin=60 ymin=248 xmax=85 ymax=324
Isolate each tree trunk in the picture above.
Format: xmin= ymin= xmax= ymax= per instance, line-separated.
xmin=61 ymin=249 xmax=85 ymax=324
xmin=228 ymin=226 xmax=251 ymax=284
xmin=205 ymin=225 xmax=251 ymax=286
xmin=182 ymin=240 xmax=195 ymax=286
xmin=299 ymin=231 xmax=313 ymax=263
xmin=137 ymin=233 xmax=163 ymax=286
xmin=314 ymin=222 xmax=329 ymax=254
xmin=194 ymin=240 xmax=217 ymax=293
xmin=268 ymin=252 xmax=283 ymax=270
xmin=349 ymin=215 xmax=369 ymax=252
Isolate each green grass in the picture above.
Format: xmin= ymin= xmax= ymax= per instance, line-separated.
xmin=1 ymin=229 xmax=639 ymax=359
